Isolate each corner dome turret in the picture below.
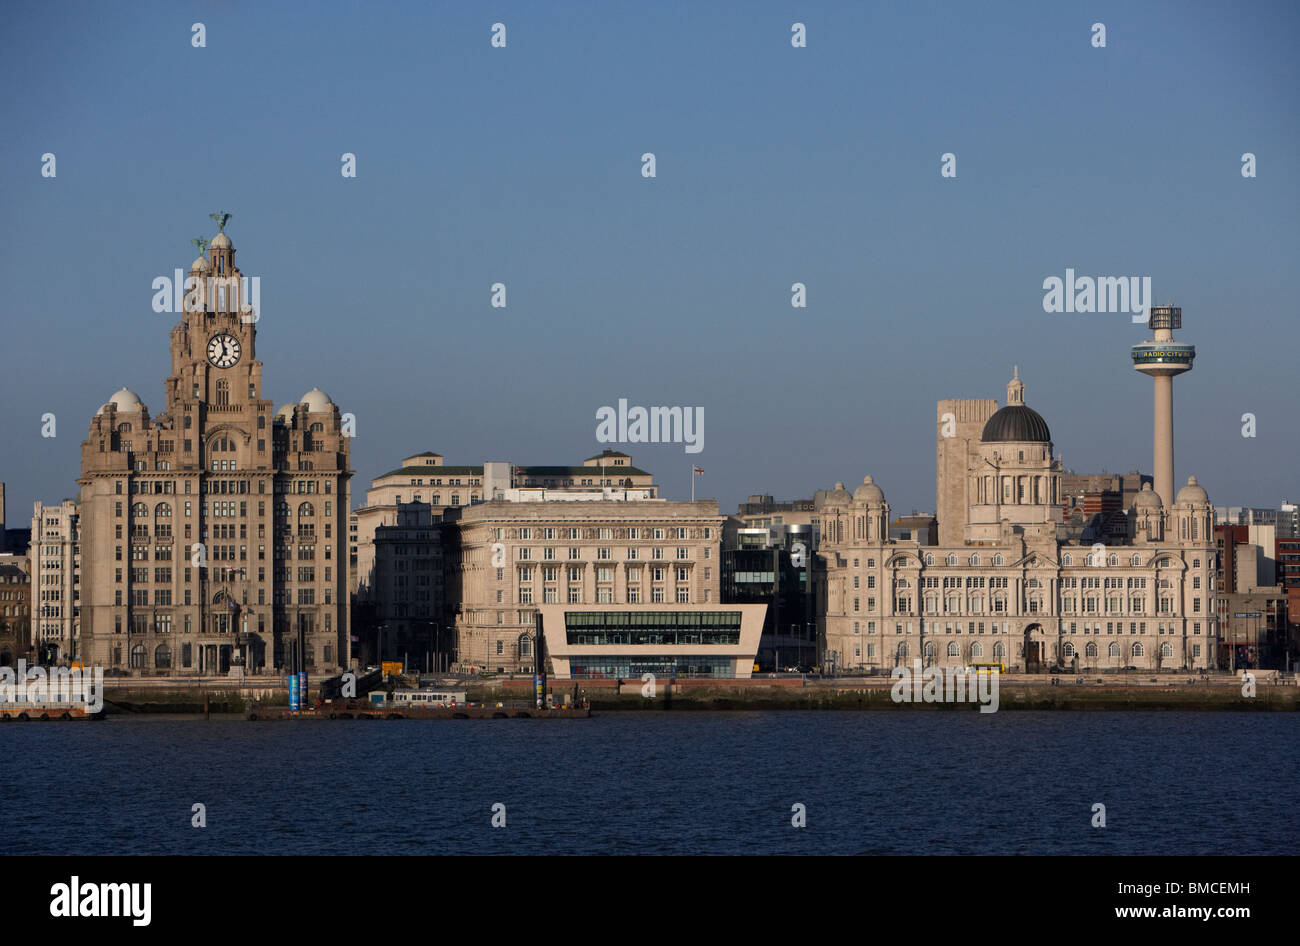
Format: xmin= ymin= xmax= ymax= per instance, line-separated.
xmin=299 ymin=388 xmax=334 ymax=413
xmin=1132 ymin=482 xmax=1162 ymax=510
xmin=1175 ymin=476 xmax=1208 ymax=505
xmin=853 ymin=475 xmax=885 ymax=503
xmin=96 ymin=387 xmax=145 ymax=415
xmin=823 ymin=482 xmax=853 ymax=506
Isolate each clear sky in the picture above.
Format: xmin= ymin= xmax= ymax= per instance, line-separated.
xmin=2 ymin=0 xmax=1296 ymax=522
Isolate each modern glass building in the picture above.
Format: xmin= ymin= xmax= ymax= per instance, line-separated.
xmin=536 ymin=603 xmax=767 ymax=679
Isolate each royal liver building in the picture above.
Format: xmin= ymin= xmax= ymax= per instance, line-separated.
xmin=818 ymin=370 xmax=1216 ymax=673
xmin=77 ymin=221 xmax=351 ymax=676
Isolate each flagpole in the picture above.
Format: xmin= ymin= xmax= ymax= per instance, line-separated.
xmin=691 ymin=465 xmax=695 ymax=503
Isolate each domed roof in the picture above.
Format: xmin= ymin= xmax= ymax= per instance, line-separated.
xmin=189 ymin=255 xmax=211 ymax=272
xmin=299 ymin=387 xmax=334 ymax=412
xmin=823 ymin=482 xmax=853 ymax=506
xmin=1176 ymin=475 xmax=1208 ymax=505
xmin=210 ymin=231 xmax=231 ymax=249
xmin=96 ymin=387 xmax=146 ymax=415
xmin=853 ymin=475 xmax=885 ymax=503
xmin=981 ymin=405 xmax=1051 ymax=443
xmin=1132 ymin=482 xmax=1162 ymax=509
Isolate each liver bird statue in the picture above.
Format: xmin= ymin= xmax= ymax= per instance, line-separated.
xmin=209 ymin=211 xmax=232 ymax=232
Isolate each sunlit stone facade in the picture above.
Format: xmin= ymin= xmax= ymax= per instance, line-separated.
xmin=818 ymin=371 xmax=1216 ymax=673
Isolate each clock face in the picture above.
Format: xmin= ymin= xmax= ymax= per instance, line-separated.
xmin=207 ymin=333 xmax=241 ymax=368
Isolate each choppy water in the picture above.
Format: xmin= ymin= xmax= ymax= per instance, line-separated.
xmin=2 ymin=711 xmax=1294 ymax=855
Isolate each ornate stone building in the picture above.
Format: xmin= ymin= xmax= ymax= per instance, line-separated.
xmin=77 ymin=225 xmax=351 ymax=676
xmin=818 ymin=371 xmax=1217 ymax=673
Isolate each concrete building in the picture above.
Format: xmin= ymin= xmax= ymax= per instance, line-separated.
xmin=362 ymin=501 xmax=449 ymax=671
xmin=76 ymin=224 xmax=352 ymax=676
xmin=351 ymin=450 xmax=658 ymax=598
xmin=1131 ymin=304 xmax=1195 ymax=507
xmin=445 ymin=490 xmax=723 ymax=674
xmin=0 ymin=556 xmax=31 ymax=665
xmin=29 ymin=500 xmax=80 ymax=662
xmin=818 ymin=369 xmax=1216 ymax=674
xmin=352 ymin=451 xmax=725 ymax=675
xmin=1059 ymin=471 xmax=1152 ymax=544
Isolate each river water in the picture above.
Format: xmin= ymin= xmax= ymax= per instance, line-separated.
xmin=2 ymin=711 xmax=1294 ymax=855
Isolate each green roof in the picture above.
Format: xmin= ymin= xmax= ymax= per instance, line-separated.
xmin=378 ymin=463 xmax=653 ymax=480
xmin=519 ymin=465 xmax=651 ymax=477
xmin=378 ymin=465 xmax=484 ymax=479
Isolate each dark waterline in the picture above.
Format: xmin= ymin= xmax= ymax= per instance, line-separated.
xmin=3 ymin=712 xmax=1295 ymax=855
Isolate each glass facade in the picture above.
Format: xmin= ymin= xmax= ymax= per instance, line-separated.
xmin=564 ymin=610 xmax=741 ymax=646
xmin=569 ymin=656 xmax=734 ymax=678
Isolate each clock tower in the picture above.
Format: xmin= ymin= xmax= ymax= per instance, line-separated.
xmin=77 ymin=221 xmax=352 ymax=678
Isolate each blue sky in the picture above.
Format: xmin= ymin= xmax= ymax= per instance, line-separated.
xmin=2 ymin=0 xmax=1296 ymax=521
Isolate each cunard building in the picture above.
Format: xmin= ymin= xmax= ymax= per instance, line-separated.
xmin=77 ymin=221 xmax=351 ymax=676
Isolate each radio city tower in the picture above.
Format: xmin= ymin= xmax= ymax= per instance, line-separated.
xmin=1131 ymin=304 xmax=1196 ymax=507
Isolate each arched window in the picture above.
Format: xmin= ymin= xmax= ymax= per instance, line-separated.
xmin=1085 ymin=642 xmax=1098 ymax=657
xmin=1108 ymin=642 xmax=1121 ymax=658
xmin=924 ymin=641 xmax=936 ymax=657
xmin=1132 ymin=643 xmax=1145 ymax=657
xmin=896 ymin=642 xmax=909 ymax=659
xmin=298 ymin=502 xmax=315 ymax=517
xmin=992 ymin=642 xmax=1005 ymax=658
xmin=131 ymin=503 xmax=147 ymax=517
xmin=518 ymin=634 xmax=533 ymax=658
xmin=947 ymin=642 xmax=960 ymax=657
xmin=992 ymin=554 xmax=1003 ymax=566
xmin=155 ymin=503 xmax=171 ymax=518
xmin=1062 ymin=642 xmax=1075 ymax=658
xmin=924 ymin=553 xmax=934 ymax=566
xmin=970 ymin=642 xmax=983 ymax=658
xmin=130 ymin=644 xmax=147 ymax=669
xmin=969 ymin=553 xmax=980 ymax=566
xmin=946 ymin=553 xmax=957 ymax=566
xmin=1062 ymin=553 xmax=1073 ymax=566
xmin=1108 ymin=554 xmax=1118 ymax=566
xmin=155 ymin=643 xmax=171 ymax=669
xmin=1131 ymin=554 xmax=1141 ymax=566
xmin=276 ymin=502 xmax=290 ymax=518
xmin=1160 ymin=642 xmax=1173 ymax=658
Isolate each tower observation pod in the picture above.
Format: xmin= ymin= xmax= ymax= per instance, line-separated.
xmin=1131 ymin=304 xmax=1195 ymax=507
